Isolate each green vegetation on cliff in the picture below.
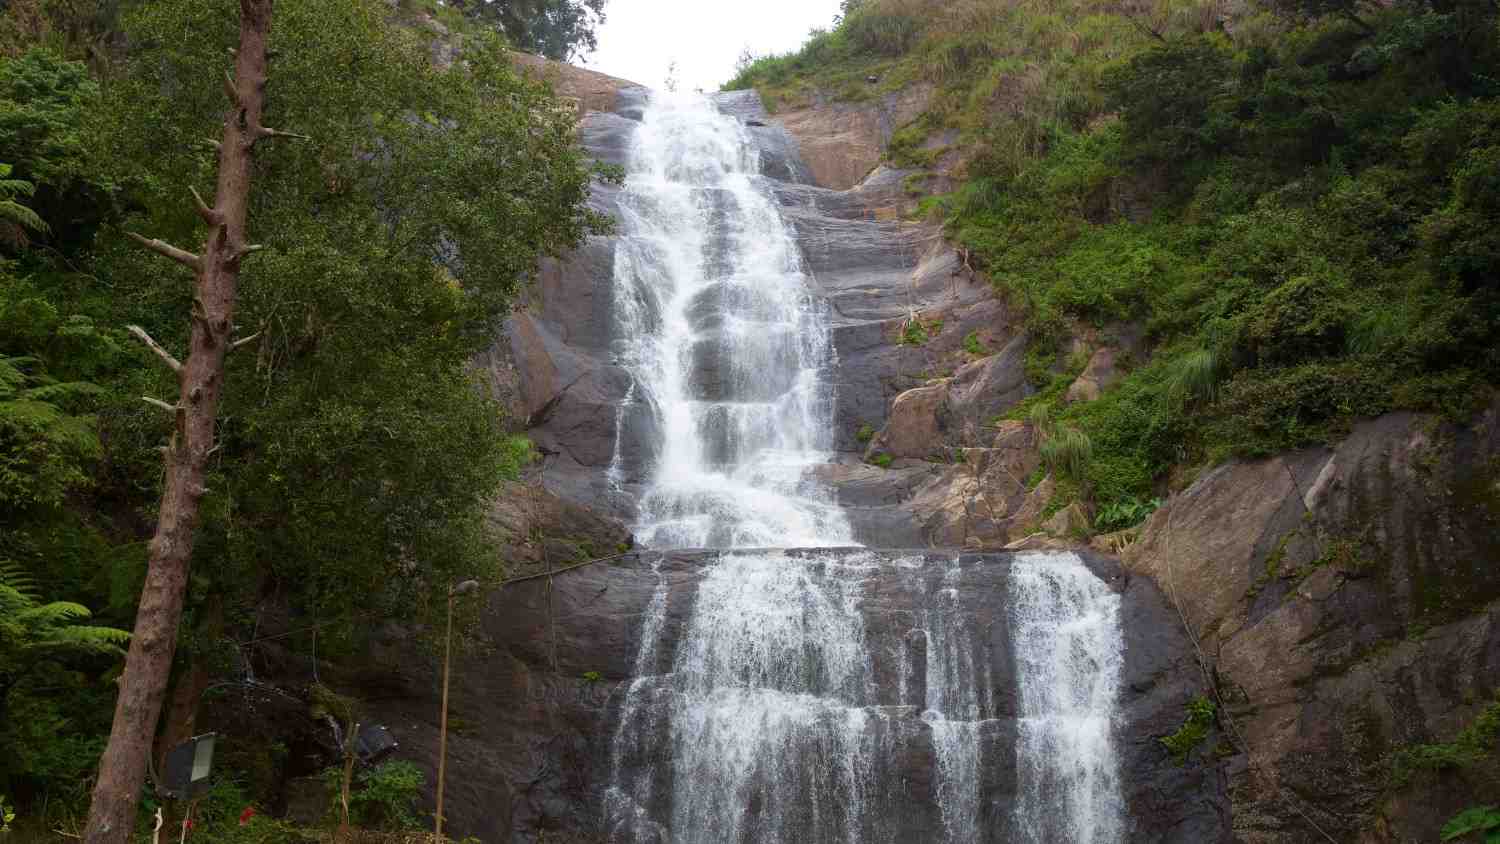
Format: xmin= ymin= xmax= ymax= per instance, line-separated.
xmin=0 ymin=0 xmax=609 ymax=835
xmin=731 ymin=0 xmax=1499 ymax=521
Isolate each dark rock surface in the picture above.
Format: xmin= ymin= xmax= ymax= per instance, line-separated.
xmin=361 ymin=549 xmax=1229 ymax=843
xmin=505 ymin=82 xmax=1028 ymax=542
xmin=1125 ymin=401 xmax=1500 ymax=842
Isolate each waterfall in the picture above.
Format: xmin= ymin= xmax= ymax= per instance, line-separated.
xmin=608 ymin=91 xmax=850 ymax=549
xmin=600 ymin=91 xmax=1125 ymax=843
xmin=1011 ymin=552 xmax=1125 ymax=843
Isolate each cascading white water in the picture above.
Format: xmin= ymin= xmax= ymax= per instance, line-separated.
xmin=1011 ymin=552 xmax=1125 ymax=843
xmin=609 ymin=91 xmax=851 ymax=549
xmin=602 ymin=91 xmax=1125 ymax=844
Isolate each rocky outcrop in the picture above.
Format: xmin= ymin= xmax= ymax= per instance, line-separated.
xmin=769 ymin=84 xmax=934 ymax=190
xmin=1123 ymin=402 xmax=1500 ymax=842
xmin=1066 ymin=346 xmax=1122 ymax=403
xmin=358 ymin=549 xmax=1227 ymax=843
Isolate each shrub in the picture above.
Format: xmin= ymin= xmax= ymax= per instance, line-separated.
xmin=1160 ymin=696 xmax=1216 ymax=764
xmin=962 ymin=330 xmax=989 ymax=356
xmin=1094 ymin=496 xmax=1162 ymax=532
xmin=1440 ymin=805 xmax=1500 ymax=842
xmin=1039 ymin=425 xmax=1092 ymax=482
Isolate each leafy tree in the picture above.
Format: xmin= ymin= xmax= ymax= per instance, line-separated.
xmin=0 ymin=48 xmax=97 ymax=185
xmin=451 ymin=0 xmax=608 ymax=60
xmin=68 ymin=0 xmax=612 ymax=831
xmin=1103 ymin=37 xmax=1236 ymax=165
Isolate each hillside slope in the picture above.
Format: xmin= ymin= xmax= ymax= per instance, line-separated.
xmin=729 ymin=0 xmax=1500 ymax=840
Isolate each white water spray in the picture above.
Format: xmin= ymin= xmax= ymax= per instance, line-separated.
xmin=600 ymin=92 xmax=1125 ymax=844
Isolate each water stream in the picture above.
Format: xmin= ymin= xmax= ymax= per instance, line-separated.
xmin=601 ymin=92 xmax=1124 ymax=843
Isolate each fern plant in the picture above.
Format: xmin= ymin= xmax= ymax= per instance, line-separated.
xmin=0 ymin=163 xmax=47 ymax=246
xmin=1441 ymin=805 xmax=1500 ymax=842
xmin=0 ymin=355 xmax=103 ymax=510
xmin=0 ymin=558 xmax=129 ymax=706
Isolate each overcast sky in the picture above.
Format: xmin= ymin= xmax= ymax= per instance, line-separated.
xmin=581 ymin=0 xmax=844 ymax=93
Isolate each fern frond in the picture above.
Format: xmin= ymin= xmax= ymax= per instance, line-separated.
xmin=0 ymin=177 xmax=36 ymax=197
xmin=34 ymin=625 xmax=131 ymax=655
xmin=0 ymin=583 xmax=36 ymax=615
xmin=0 ymin=558 xmax=40 ymax=602
xmin=17 ymin=600 xmax=93 ymax=626
xmin=0 ymin=200 xmax=48 ymax=234
xmin=22 ymin=380 xmax=105 ymax=404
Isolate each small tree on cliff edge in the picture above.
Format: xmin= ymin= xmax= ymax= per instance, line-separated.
xmin=82 ymin=1 xmax=293 ymax=840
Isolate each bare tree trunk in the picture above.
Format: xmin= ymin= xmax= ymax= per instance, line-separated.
xmin=83 ymin=3 xmax=294 ymax=840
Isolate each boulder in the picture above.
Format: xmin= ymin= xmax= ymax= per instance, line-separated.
xmin=866 ymin=383 xmax=951 ymax=460
xmin=1123 ymin=403 xmax=1500 ymax=841
xmin=948 ymin=333 xmax=1032 ymax=423
xmin=1065 ymin=346 xmax=1122 ymax=402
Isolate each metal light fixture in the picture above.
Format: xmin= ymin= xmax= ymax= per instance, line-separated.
xmin=435 ymin=579 xmax=480 ymax=840
xmin=160 ymin=733 xmax=217 ymax=800
xmin=354 ymin=723 xmax=399 ymax=767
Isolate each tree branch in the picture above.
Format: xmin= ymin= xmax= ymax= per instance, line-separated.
xmin=255 ymin=127 xmax=311 ymax=142
xmin=230 ymin=331 xmax=261 ymax=351
xmin=189 ymin=186 xmax=222 ymax=227
xmin=127 ymin=325 xmax=183 ymax=374
xmin=141 ymin=396 xmax=178 ymax=414
xmin=232 ymin=244 xmax=265 ymax=262
xmin=126 ymin=232 xmax=202 ymax=271
xmin=222 ymin=70 xmax=241 ymax=107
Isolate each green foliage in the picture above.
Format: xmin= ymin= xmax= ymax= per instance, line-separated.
xmin=1094 ymin=496 xmax=1161 ymax=533
xmin=448 ymin=0 xmax=607 ymax=60
xmin=88 ymin=0 xmax=610 ymax=631
xmin=0 ymin=354 xmax=100 ymax=509
xmin=1442 ymin=805 xmax=1500 ymax=843
xmin=899 ymin=318 xmax=932 ymax=346
xmin=582 ymin=670 xmax=602 ymax=682
xmin=0 ymin=49 xmax=98 ymax=187
xmin=1160 ymin=695 xmax=1216 ymax=764
xmin=868 ymin=452 xmax=894 ymax=468
xmin=0 ymin=559 xmax=126 ymax=795
xmin=855 ymin=423 xmax=875 ymax=443
xmin=1390 ymin=699 xmax=1500 ymax=786
xmin=1103 ymin=37 xmax=1236 ymax=165
xmin=0 ymin=163 xmax=46 ymax=236
xmin=1038 ymin=425 xmax=1092 ymax=482
xmin=962 ymin=330 xmax=988 ymax=356
xmin=323 ymin=761 xmax=426 ymax=830
xmin=0 ymin=0 xmax=610 ymax=818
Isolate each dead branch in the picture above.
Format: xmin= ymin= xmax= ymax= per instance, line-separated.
xmin=230 ymin=331 xmax=262 ymax=351
xmin=189 ymin=186 xmax=222 ymax=227
xmin=255 ymin=127 xmax=311 ymax=142
xmin=126 ymin=232 xmax=202 ymax=271
xmin=222 ymin=70 xmax=240 ymax=106
xmin=231 ymin=243 xmax=265 ymax=262
xmin=141 ymin=396 xmax=178 ymax=414
xmin=127 ymin=325 xmax=183 ymax=373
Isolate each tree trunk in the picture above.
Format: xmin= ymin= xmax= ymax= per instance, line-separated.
xmin=83 ymin=3 xmax=279 ymax=840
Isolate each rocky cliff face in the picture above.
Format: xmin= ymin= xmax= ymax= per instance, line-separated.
xmin=364 ymin=549 xmax=1226 ymax=843
xmin=373 ymin=61 xmax=1498 ymax=844
xmin=1123 ymin=404 xmax=1500 ymax=842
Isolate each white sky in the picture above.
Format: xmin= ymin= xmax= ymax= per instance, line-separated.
xmin=581 ymin=0 xmax=844 ymax=92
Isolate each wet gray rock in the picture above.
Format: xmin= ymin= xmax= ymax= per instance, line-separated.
xmin=1125 ymin=402 xmax=1500 ymax=842
xmin=360 ymin=549 xmax=1228 ymax=843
